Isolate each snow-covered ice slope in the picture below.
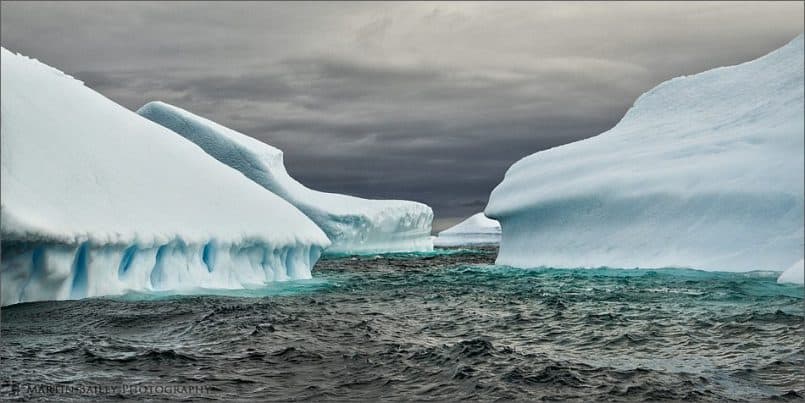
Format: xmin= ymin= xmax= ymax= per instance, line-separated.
xmin=434 ymin=213 xmax=500 ymax=247
xmin=486 ymin=34 xmax=805 ymax=272
xmin=777 ymin=259 xmax=804 ymax=285
xmin=1 ymin=48 xmax=330 ymax=306
xmin=137 ymin=102 xmax=434 ymax=255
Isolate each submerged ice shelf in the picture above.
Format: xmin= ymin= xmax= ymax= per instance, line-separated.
xmin=486 ymin=35 xmax=805 ymax=273
xmin=1 ymin=48 xmax=330 ymax=306
xmin=138 ymin=101 xmax=434 ymax=255
xmin=434 ymin=213 xmax=501 ymax=247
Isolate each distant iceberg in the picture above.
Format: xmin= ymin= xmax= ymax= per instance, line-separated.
xmin=778 ymin=259 xmax=804 ymax=285
xmin=138 ymin=101 xmax=434 ymax=255
xmin=434 ymin=213 xmax=500 ymax=247
xmin=1 ymin=48 xmax=330 ymax=306
xmin=486 ymin=34 xmax=805 ymax=272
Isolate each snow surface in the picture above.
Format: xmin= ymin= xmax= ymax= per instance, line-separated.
xmin=137 ymin=101 xmax=434 ymax=255
xmin=1 ymin=48 xmax=330 ymax=306
xmin=434 ymin=213 xmax=500 ymax=247
xmin=486 ymin=34 xmax=805 ymax=272
xmin=777 ymin=259 xmax=804 ymax=285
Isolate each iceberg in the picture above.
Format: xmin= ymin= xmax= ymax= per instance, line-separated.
xmin=777 ymin=259 xmax=804 ymax=285
xmin=137 ymin=101 xmax=434 ymax=255
xmin=1 ymin=48 xmax=330 ymax=306
xmin=486 ymin=34 xmax=805 ymax=272
xmin=434 ymin=213 xmax=500 ymax=247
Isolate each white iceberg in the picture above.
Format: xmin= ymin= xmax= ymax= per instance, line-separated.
xmin=777 ymin=259 xmax=804 ymax=285
xmin=485 ymin=34 xmax=804 ymax=272
xmin=1 ymin=48 xmax=330 ymax=306
xmin=137 ymin=101 xmax=434 ymax=255
xmin=434 ymin=213 xmax=500 ymax=247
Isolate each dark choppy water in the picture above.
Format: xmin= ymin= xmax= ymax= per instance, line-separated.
xmin=1 ymin=247 xmax=803 ymax=401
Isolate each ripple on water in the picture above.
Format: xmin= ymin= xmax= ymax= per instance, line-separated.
xmin=1 ymin=246 xmax=803 ymax=401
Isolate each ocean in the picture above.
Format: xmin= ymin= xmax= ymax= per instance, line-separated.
xmin=1 ymin=247 xmax=803 ymax=401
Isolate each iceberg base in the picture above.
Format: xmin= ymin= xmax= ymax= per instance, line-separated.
xmin=323 ymin=234 xmax=433 ymax=256
xmin=492 ymin=191 xmax=803 ymax=272
xmin=1 ymin=239 xmax=322 ymax=306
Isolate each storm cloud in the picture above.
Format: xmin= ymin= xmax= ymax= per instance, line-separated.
xmin=2 ymin=2 xmax=802 ymax=230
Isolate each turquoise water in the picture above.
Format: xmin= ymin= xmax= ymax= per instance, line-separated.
xmin=2 ymin=247 xmax=803 ymax=401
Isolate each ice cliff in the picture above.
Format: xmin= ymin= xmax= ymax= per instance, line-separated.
xmin=1 ymin=48 xmax=330 ymax=306
xmin=486 ymin=35 xmax=804 ymax=273
xmin=137 ymin=101 xmax=434 ymax=255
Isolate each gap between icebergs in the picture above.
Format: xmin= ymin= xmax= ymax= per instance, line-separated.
xmin=434 ymin=213 xmax=501 ymax=247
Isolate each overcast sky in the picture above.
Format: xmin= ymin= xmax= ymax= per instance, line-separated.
xmin=2 ymin=1 xmax=803 ymax=230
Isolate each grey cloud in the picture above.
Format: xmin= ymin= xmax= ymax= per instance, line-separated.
xmin=2 ymin=2 xmax=803 ymax=224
